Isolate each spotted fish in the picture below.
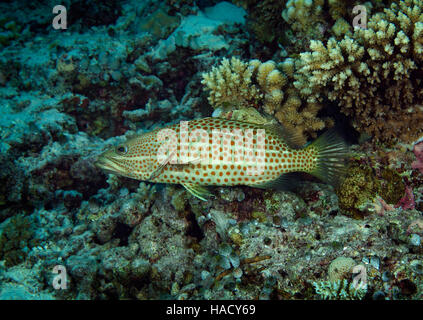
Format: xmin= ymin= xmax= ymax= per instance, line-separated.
xmin=95 ymin=117 xmax=348 ymax=200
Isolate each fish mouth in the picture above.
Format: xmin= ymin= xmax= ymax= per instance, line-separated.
xmin=94 ymin=155 xmax=126 ymax=175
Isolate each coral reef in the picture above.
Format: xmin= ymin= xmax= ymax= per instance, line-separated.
xmin=294 ymin=0 xmax=423 ymax=143
xmin=202 ymin=57 xmax=331 ymax=144
xmin=201 ymin=57 xmax=263 ymax=110
xmin=232 ymin=0 xmax=389 ymax=54
xmin=0 ymin=0 xmax=421 ymax=302
xmin=336 ymin=159 xmax=405 ymax=218
xmin=313 ymin=279 xmax=367 ymax=300
xmin=0 ymin=215 xmax=37 ymax=267
xmin=328 ymin=256 xmax=357 ymax=282
xmin=412 ymin=141 xmax=423 ymax=174
xmin=232 ymin=0 xmax=288 ymax=44
xmin=282 ymin=0 xmax=325 ymax=34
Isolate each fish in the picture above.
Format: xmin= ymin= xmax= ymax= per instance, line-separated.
xmin=95 ymin=117 xmax=348 ymax=200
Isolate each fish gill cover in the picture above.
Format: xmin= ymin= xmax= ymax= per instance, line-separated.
xmin=0 ymin=0 xmax=421 ymax=301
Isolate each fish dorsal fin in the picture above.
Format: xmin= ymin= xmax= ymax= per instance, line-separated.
xmin=182 ymin=183 xmax=213 ymax=201
xmin=263 ymin=122 xmax=304 ymax=149
xmin=252 ymin=172 xmax=302 ymax=190
xmin=213 ymin=117 xmax=304 ymax=149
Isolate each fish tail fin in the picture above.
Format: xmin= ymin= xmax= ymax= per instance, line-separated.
xmin=307 ymin=129 xmax=349 ymax=187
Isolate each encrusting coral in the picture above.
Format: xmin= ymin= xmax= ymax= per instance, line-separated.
xmin=202 ymin=57 xmax=331 ymax=145
xmin=0 ymin=214 xmax=38 ymax=267
xmin=294 ymin=0 xmax=423 ymax=143
xmin=336 ymin=160 xmax=405 ymax=218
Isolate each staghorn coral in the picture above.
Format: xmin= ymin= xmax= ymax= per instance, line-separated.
xmin=234 ymin=0 xmax=390 ymax=51
xmin=282 ymin=0 xmax=325 ymax=33
xmin=283 ymin=0 xmax=389 ymax=34
xmin=253 ymin=59 xmax=333 ymax=143
xmin=328 ymin=1 xmax=392 ymax=22
xmin=202 ymin=57 xmax=331 ymax=144
xmin=273 ymin=88 xmax=330 ymax=144
xmin=252 ymin=59 xmax=287 ymax=114
xmin=294 ymin=0 xmax=423 ymax=143
xmin=201 ymin=57 xmax=263 ymax=110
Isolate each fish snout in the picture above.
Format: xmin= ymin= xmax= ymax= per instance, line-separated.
xmin=94 ymin=153 xmax=117 ymax=173
xmin=94 ymin=157 xmax=106 ymax=169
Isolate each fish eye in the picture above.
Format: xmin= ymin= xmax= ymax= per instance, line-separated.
xmin=116 ymin=145 xmax=128 ymax=154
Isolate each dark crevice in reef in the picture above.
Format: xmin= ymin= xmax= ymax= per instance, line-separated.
xmin=185 ymin=211 xmax=204 ymax=242
xmin=317 ymin=100 xmax=360 ymax=145
xmin=159 ymin=48 xmax=198 ymax=102
xmin=68 ymin=0 xmax=123 ymax=29
xmin=112 ymin=222 xmax=133 ymax=247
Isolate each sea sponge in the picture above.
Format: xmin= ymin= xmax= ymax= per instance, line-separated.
xmin=294 ymin=0 xmax=423 ymax=143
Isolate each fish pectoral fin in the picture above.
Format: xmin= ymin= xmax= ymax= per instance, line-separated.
xmin=148 ymin=149 xmax=176 ymax=180
xmin=188 ymin=157 xmax=202 ymax=165
xmin=182 ymin=183 xmax=213 ymax=201
xmin=251 ymin=172 xmax=302 ymax=191
xmin=148 ymin=161 xmax=168 ymax=180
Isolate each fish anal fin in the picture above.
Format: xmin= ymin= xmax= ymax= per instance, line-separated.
xmin=182 ymin=183 xmax=213 ymax=201
xmin=251 ymin=172 xmax=302 ymax=191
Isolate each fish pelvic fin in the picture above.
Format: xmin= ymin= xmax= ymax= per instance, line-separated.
xmin=182 ymin=183 xmax=213 ymax=201
xmin=308 ymin=128 xmax=349 ymax=187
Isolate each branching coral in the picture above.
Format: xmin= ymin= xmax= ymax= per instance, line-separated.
xmin=294 ymin=0 xmax=423 ymax=143
xmin=201 ymin=57 xmax=263 ymax=110
xmin=282 ymin=0 xmax=325 ymax=32
xmin=202 ymin=57 xmax=331 ymax=144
